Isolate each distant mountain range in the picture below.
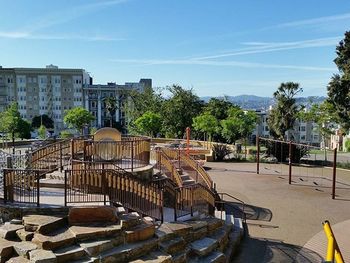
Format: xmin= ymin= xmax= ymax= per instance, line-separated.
xmin=201 ymin=95 xmax=326 ymax=111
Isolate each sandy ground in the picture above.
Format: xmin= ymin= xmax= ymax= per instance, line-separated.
xmin=205 ymin=162 xmax=350 ymax=262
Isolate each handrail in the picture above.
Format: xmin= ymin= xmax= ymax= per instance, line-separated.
xmin=179 ymin=151 xmax=213 ymax=189
xmin=155 ymin=150 xmax=183 ymax=187
xmin=216 ymin=192 xmax=246 ymax=222
xmin=323 ymin=220 xmax=344 ymax=263
xmin=161 ymin=148 xmax=213 ymax=189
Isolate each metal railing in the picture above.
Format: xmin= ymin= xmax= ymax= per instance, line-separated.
xmin=215 ymin=192 xmax=246 ymax=223
xmin=3 ymin=169 xmax=40 ymax=206
xmin=65 ymin=168 xmax=163 ymax=220
xmin=161 ymin=148 xmax=213 ymax=189
xmin=323 ymin=220 xmax=344 ymax=263
xmin=154 ymin=150 xmax=183 ymax=187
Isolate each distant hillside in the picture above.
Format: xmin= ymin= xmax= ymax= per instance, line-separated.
xmin=201 ymin=95 xmax=326 ymax=111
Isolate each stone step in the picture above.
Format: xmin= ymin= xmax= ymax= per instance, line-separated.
xmin=162 ymin=222 xmax=193 ymax=240
xmin=70 ymin=257 xmax=97 ymax=263
xmin=130 ymin=250 xmax=172 ymax=263
xmin=155 ymin=224 xmax=176 ymax=242
xmin=202 ymin=217 xmax=224 ymax=234
xmin=32 ymin=228 xmax=75 ymax=250
xmin=180 ymin=174 xmax=191 ymax=181
xmin=126 ymin=223 xmax=155 ymax=243
xmin=6 ymin=256 xmax=30 ymax=263
xmin=16 ymin=229 xmax=34 ymax=242
xmin=190 ymin=237 xmax=218 ymax=257
xmin=208 ymin=225 xmax=231 ymax=252
xmin=233 ymin=218 xmax=244 ymax=236
xmin=159 ymin=236 xmax=186 ymax=255
xmin=186 ymin=220 xmax=209 ymax=241
xmin=79 ymin=238 xmax=119 ymax=257
xmin=39 ymin=178 xmax=64 ymax=189
xmin=69 ymin=224 xmax=123 ymax=241
xmin=115 ymin=207 xmax=127 ymax=217
xmin=189 ymin=250 xmax=226 ymax=263
xmin=13 ymin=241 xmax=37 ymax=258
xmin=54 ymin=244 xmax=87 ymax=263
xmin=171 ymin=247 xmax=190 ymax=263
xmin=29 ymin=249 xmax=57 ymax=263
xmin=23 ymin=215 xmax=66 ymax=234
xmin=120 ymin=213 xmax=142 ymax=229
xmin=68 ymin=206 xmax=119 ymax=226
xmin=99 ymin=238 xmax=158 ymax=263
xmin=214 ymin=210 xmax=226 ymax=221
xmin=0 ymin=223 xmax=24 ymax=240
xmin=0 ymin=238 xmax=15 ymax=263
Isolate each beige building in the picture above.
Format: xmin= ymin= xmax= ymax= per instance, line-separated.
xmin=0 ymin=65 xmax=151 ymax=134
xmin=0 ymin=65 xmax=91 ymax=133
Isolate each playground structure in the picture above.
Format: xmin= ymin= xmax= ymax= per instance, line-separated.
xmin=0 ymin=128 xmax=223 ymax=223
xmin=256 ymin=136 xmax=350 ymax=200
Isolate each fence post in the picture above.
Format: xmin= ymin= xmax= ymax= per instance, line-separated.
xmin=59 ymin=142 xmax=63 ymax=172
xmin=64 ymin=170 xmax=67 ymax=206
xmin=174 ymin=190 xmax=177 ymax=222
xmin=332 ymin=148 xmax=337 ymax=200
xmin=190 ymin=188 xmax=194 ymax=217
xmin=131 ymin=141 xmax=134 ymax=172
xmin=289 ymin=141 xmax=292 ymax=185
xmin=196 ymin=162 xmax=199 ymax=183
xmin=256 ymin=136 xmax=260 ymax=174
xmin=3 ymin=169 xmax=7 ymax=204
xmin=103 ymin=163 xmax=106 ymax=205
xmin=70 ymin=139 xmax=74 ymax=161
xmin=178 ymin=148 xmax=181 ymax=168
xmin=37 ymin=171 xmax=40 ymax=207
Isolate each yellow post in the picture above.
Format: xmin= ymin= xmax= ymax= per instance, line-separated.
xmin=323 ymin=220 xmax=344 ymax=263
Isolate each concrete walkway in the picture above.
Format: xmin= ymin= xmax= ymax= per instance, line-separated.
xmin=205 ymin=162 xmax=350 ymax=262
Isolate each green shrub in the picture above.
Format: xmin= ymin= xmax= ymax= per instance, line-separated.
xmin=60 ymin=130 xmax=73 ymax=139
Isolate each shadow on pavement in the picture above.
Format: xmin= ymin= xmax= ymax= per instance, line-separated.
xmin=244 ymin=203 xmax=273 ymax=221
xmin=233 ymin=235 xmax=323 ymax=263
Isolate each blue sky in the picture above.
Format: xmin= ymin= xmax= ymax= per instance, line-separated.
xmin=1 ymin=0 xmax=350 ymax=97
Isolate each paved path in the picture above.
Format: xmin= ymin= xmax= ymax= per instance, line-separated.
xmin=206 ymin=162 xmax=350 ymax=262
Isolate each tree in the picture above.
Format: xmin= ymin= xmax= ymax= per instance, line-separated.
xmin=204 ymin=97 xmax=234 ymax=120
xmin=268 ymin=82 xmax=303 ymax=140
xmin=38 ymin=125 xmax=47 ymax=139
xmin=64 ymin=107 xmax=95 ymax=135
xmin=134 ymin=111 xmax=162 ymax=137
xmin=0 ymin=103 xmax=22 ymax=154
xmin=161 ymin=85 xmax=204 ymax=138
xmin=192 ymin=113 xmax=218 ymax=141
xmin=220 ymin=107 xmax=258 ymax=146
xmin=327 ymin=31 xmax=350 ymax=131
xmin=32 ymin=115 xmax=54 ymax=129
xmin=17 ymin=119 xmax=32 ymax=139
xmin=104 ymin=97 xmax=118 ymax=128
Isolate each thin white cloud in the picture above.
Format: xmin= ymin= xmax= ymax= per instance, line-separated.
xmin=22 ymin=0 xmax=129 ymax=33
xmin=0 ymin=0 xmax=129 ymax=41
xmin=266 ymin=12 xmax=350 ymax=29
xmin=110 ymin=58 xmax=335 ymax=72
xmin=192 ymin=36 xmax=341 ymax=60
xmin=0 ymin=31 xmax=125 ymax=41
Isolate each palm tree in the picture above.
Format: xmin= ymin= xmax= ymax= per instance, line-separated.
xmin=104 ymin=97 xmax=118 ymax=127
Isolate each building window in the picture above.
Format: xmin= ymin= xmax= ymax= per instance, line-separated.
xmin=300 ymin=135 xmax=306 ymax=140
xmin=301 ymin=126 xmax=306 ymax=132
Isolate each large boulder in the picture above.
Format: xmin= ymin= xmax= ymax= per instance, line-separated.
xmin=68 ymin=206 xmax=118 ymax=225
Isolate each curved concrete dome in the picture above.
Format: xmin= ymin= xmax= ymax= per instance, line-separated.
xmin=93 ymin=127 xmax=121 ymax=142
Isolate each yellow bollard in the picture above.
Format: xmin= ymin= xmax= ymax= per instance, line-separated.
xmin=323 ymin=220 xmax=344 ymax=263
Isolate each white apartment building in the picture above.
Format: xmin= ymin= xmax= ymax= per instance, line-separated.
xmin=252 ymin=110 xmax=322 ymax=146
xmin=83 ymin=79 xmax=151 ymax=130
